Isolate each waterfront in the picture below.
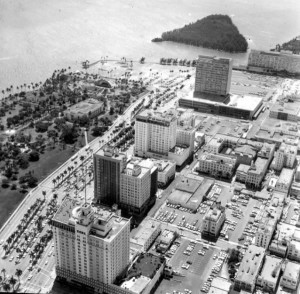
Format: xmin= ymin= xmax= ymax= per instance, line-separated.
xmin=0 ymin=0 xmax=300 ymax=90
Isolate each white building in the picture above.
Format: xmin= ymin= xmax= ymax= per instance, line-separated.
xmin=51 ymin=198 xmax=130 ymax=290
xmin=130 ymin=217 xmax=161 ymax=252
xmin=202 ymin=203 xmax=226 ymax=240
xmin=257 ymin=255 xmax=282 ymax=292
xmin=255 ymin=217 xmax=277 ymax=249
xmin=64 ymin=98 xmax=104 ymax=120
xmin=234 ymin=245 xmax=265 ymax=293
xmin=197 ymin=153 xmax=237 ymax=178
xmin=137 ymin=158 xmax=176 ymax=187
xmin=176 ymin=125 xmax=196 ymax=156
xmin=120 ymin=162 xmax=151 ymax=214
xmin=134 ymin=109 xmax=177 ymax=158
xmin=275 ymin=168 xmax=294 ymax=195
xmin=281 ymin=261 xmax=300 ymax=290
xmin=272 ymin=143 xmax=297 ymax=171
xmin=287 ymin=240 xmax=300 ymax=262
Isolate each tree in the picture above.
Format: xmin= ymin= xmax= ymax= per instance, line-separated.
xmin=1 ymin=179 xmax=10 ymax=188
xmin=9 ymin=276 xmax=17 ymax=291
xmin=91 ymin=126 xmax=103 ymax=137
xmin=2 ymin=282 xmax=10 ymax=292
xmin=109 ymin=107 xmax=114 ymax=115
xmin=17 ymin=154 xmax=29 ymax=169
xmin=15 ymin=269 xmax=22 ymax=283
xmin=42 ymin=190 xmax=46 ymax=201
xmin=1 ymin=268 xmax=6 ymax=279
xmin=28 ymin=150 xmax=40 ymax=162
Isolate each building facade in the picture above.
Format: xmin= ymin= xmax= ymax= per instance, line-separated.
xmin=248 ymin=50 xmax=300 ymax=74
xmin=194 ymin=55 xmax=233 ymax=97
xmin=201 ymin=202 xmax=226 ymax=240
xmin=134 ymin=109 xmax=177 ymax=158
xmin=281 ymin=261 xmax=300 ymax=290
xmin=120 ymin=162 xmax=151 ymax=216
xmin=51 ymin=199 xmax=130 ymax=293
xmin=272 ymin=143 xmax=297 ymax=171
xmin=93 ymin=147 xmax=127 ymax=205
xmin=197 ymin=153 xmax=237 ymax=178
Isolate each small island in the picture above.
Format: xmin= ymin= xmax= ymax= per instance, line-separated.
xmin=152 ymin=14 xmax=248 ymax=53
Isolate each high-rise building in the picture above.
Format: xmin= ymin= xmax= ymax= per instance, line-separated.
xmin=120 ymin=162 xmax=151 ymax=215
xmin=134 ymin=109 xmax=177 ymax=158
xmin=51 ymin=198 xmax=130 ymax=290
xmin=194 ymin=55 xmax=233 ymax=97
xmin=273 ymin=142 xmax=297 ymax=171
xmin=93 ymin=147 xmax=127 ymax=205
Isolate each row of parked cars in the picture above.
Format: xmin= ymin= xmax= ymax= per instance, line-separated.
xmin=156 ymin=210 xmax=178 ymax=224
xmin=201 ymin=251 xmax=228 ymax=293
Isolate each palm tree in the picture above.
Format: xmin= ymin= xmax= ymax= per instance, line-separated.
xmin=42 ymin=190 xmax=46 ymax=201
xmin=1 ymin=268 xmax=6 ymax=280
xmin=9 ymin=276 xmax=17 ymax=291
xmin=15 ymin=269 xmax=22 ymax=284
xmin=3 ymin=244 xmax=8 ymax=253
xmin=3 ymin=282 xmax=10 ymax=292
xmin=52 ymin=178 xmax=56 ymax=187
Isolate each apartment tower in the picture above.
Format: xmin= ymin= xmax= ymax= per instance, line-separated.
xmin=194 ymin=55 xmax=233 ymax=98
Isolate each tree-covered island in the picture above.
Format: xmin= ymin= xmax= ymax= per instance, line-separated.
xmin=152 ymin=14 xmax=248 ymax=53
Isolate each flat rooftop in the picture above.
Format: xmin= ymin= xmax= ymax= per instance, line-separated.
xmin=283 ymin=261 xmax=300 ymax=281
xmin=127 ymin=253 xmax=165 ymax=279
xmin=176 ymin=177 xmax=202 ymax=193
xmin=248 ymin=157 xmax=268 ymax=175
xmin=236 ymin=245 xmax=265 ymax=285
xmin=277 ymin=168 xmax=294 ymax=185
xmin=136 ymin=109 xmax=177 ymax=125
xmin=271 ymin=102 xmax=300 ymax=116
xmin=66 ymin=98 xmax=103 ymax=114
xmin=259 ymin=255 xmax=282 ymax=284
xmin=183 ymin=92 xmax=263 ymax=112
xmin=53 ymin=198 xmax=130 ymax=242
xmin=130 ymin=217 xmax=161 ymax=246
xmin=94 ymin=146 xmax=127 ymax=161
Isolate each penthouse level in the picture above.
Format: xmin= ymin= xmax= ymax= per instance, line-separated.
xmin=136 ymin=109 xmax=177 ymax=127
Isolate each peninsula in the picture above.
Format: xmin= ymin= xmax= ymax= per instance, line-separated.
xmin=152 ymin=14 xmax=248 ymax=53
xmin=272 ymin=36 xmax=300 ymax=54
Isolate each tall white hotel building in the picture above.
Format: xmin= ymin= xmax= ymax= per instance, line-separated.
xmin=134 ymin=109 xmax=177 ymax=158
xmin=51 ymin=197 xmax=130 ymax=292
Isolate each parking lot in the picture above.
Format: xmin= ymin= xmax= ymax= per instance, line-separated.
xmin=157 ymin=237 xmax=230 ymax=294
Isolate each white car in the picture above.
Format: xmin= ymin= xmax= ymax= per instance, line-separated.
xmin=45 ymin=260 xmax=48 ymax=265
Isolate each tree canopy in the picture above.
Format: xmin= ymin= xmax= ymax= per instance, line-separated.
xmin=154 ymin=14 xmax=248 ymax=53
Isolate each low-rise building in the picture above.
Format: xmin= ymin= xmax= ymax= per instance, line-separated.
xmin=255 ymin=217 xmax=277 ymax=249
xmin=157 ymin=230 xmax=175 ymax=253
xmin=272 ymin=143 xmax=297 ymax=171
xmin=275 ymin=168 xmax=294 ymax=195
xmin=201 ymin=202 xmax=225 ymax=241
xmin=287 ymin=240 xmax=300 ymax=262
xmin=245 ymin=158 xmax=269 ymax=188
xmin=205 ymin=137 xmax=224 ymax=154
xmin=269 ymin=223 xmax=296 ymax=257
xmin=233 ymin=145 xmax=256 ymax=166
xmin=130 ymin=217 xmax=161 ymax=252
xmin=64 ymin=98 xmax=104 ymax=120
xmin=281 ymin=261 xmax=300 ymax=290
xmin=257 ymin=255 xmax=282 ymax=292
xmin=138 ymin=158 xmax=176 ymax=187
xmin=290 ymin=182 xmax=300 ymax=199
xmin=236 ymin=164 xmax=251 ymax=183
xmin=234 ymin=245 xmax=265 ymax=293
xmin=197 ymin=153 xmax=237 ymax=178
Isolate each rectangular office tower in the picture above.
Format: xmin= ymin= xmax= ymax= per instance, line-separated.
xmin=194 ymin=55 xmax=233 ymax=97
xmin=51 ymin=198 xmax=130 ymax=291
xmin=93 ymin=147 xmax=127 ymax=205
xmin=134 ymin=109 xmax=177 ymax=158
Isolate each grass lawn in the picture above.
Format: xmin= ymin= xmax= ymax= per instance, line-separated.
xmin=0 ymin=145 xmax=74 ymax=227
